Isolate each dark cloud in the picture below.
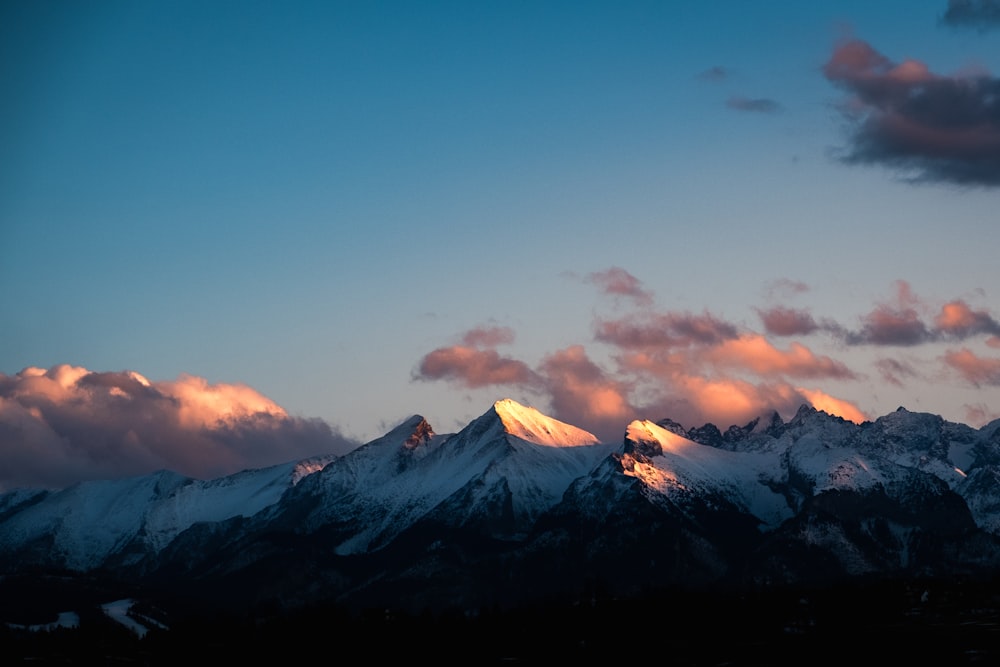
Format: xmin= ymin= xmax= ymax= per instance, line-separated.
xmin=586 ymin=267 xmax=653 ymax=305
xmin=840 ymin=282 xmax=1000 ymax=346
xmin=942 ymin=0 xmax=1000 ymax=29
xmin=757 ymin=306 xmax=820 ymax=336
xmin=0 ymin=366 xmax=357 ymax=492
xmin=846 ymin=306 xmax=933 ymax=345
xmin=595 ymin=311 xmax=740 ymax=349
xmin=726 ymin=96 xmax=782 ymax=113
xmin=823 ymin=38 xmax=1000 ymax=186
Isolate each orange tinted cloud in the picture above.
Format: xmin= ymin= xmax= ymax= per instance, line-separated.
xmin=416 ymin=346 xmax=538 ymax=388
xmin=943 ymin=348 xmax=1000 ymax=386
xmin=796 ymin=388 xmax=868 ymax=424
xmin=707 ymin=335 xmax=857 ymax=379
xmin=537 ymin=345 xmax=635 ymax=440
xmin=935 ymin=300 xmax=1000 ymax=338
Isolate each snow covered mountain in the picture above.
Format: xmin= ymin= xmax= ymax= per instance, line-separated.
xmin=2 ymin=398 xmax=1000 ymax=614
xmin=0 ymin=457 xmax=332 ymax=572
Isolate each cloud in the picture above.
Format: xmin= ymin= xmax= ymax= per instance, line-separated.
xmin=964 ymin=403 xmax=1000 ymax=427
xmin=934 ymin=300 xmax=1000 ymax=338
xmin=941 ymin=0 xmax=1000 ymax=29
xmin=840 ymin=282 xmax=1000 ymax=346
xmin=415 ymin=346 xmax=539 ymax=389
xmin=845 ymin=280 xmax=934 ymax=345
xmin=595 ymin=311 xmax=740 ymax=349
xmin=461 ymin=325 xmax=516 ymax=348
xmin=705 ymin=335 xmax=858 ymax=379
xmin=698 ymin=66 xmax=729 ymax=82
xmin=796 ymin=388 xmax=869 ymax=424
xmin=0 ymin=365 xmax=357 ymax=492
xmin=875 ymin=357 xmax=922 ymax=387
xmin=537 ymin=346 xmax=636 ymax=441
xmin=757 ymin=306 xmax=820 ymax=336
xmin=585 ymin=267 xmax=653 ymax=305
xmin=823 ymin=38 xmax=1000 ymax=186
xmin=943 ymin=348 xmax=1000 ymax=386
xmin=726 ymin=96 xmax=782 ymax=113
xmin=764 ymin=278 xmax=810 ymax=299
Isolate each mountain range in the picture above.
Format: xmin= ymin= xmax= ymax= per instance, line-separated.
xmin=3 ymin=398 xmax=1000 ymax=618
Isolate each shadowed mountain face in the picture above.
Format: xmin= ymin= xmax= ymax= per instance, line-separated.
xmin=2 ymin=400 xmax=1000 ymax=615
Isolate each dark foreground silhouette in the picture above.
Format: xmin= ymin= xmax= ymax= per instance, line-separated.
xmin=3 ymin=576 xmax=1000 ymax=665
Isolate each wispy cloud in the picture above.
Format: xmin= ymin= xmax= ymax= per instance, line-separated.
xmin=764 ymin=278 xmax=810 ymax=299
xmin=875 ymin=357 xmax=923 ymax=387
xmin=698 ymin=66 xmax=729 ymax=82
xmin=461 ymin=325 xmax=517 ymax=348
xmin=726 ymin=96 xmax=782 ymax=113
xmin=823 ymin=38 xmax=1000 ymax=186
xmin=0 ymin=366 xmax=356 ymax=491
xmin=585 ymin=267 xmax=654 ymax=306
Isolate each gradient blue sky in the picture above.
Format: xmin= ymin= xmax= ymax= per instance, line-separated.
xmin=2 ymin=1 xmax=999 ymax=486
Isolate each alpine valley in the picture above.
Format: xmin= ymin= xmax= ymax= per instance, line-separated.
xmin=4 ymin=398 xmax=1000 ymax=662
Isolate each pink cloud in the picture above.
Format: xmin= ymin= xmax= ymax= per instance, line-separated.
xmin=0 ymin=365 xmax=355 ymax=491
xmin=416 ymin=346 xmax=538 ymax=389
xmin=943 ymin=348 xmax=1000 ymax=386
xmin=935 ymin=300 xmax=1000 ymax=338
xmin=757 ymin=306 xmax=820 ymax=336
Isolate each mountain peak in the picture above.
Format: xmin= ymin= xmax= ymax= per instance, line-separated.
xmin=490 ymin=399 xmax=600 ymax=447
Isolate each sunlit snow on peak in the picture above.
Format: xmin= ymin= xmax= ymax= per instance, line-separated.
xmin=492 ymin=398 xmax=600 ymax=447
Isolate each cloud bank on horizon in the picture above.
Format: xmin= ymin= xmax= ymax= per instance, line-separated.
xmin=415 ymin=270 xmax=1000 ymax=442
xmin=0 ymin=366 xmax=356 ymax=492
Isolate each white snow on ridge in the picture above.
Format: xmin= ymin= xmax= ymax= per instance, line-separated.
xmin=0 ymin=460 xmax=318 ymax=569
xmin=624 ymin=420 xmax=792 ymax=528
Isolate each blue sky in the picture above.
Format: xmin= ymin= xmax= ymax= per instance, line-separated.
xmin=2 ymin=1 xmax=999 ymax=487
